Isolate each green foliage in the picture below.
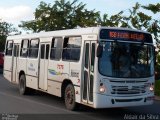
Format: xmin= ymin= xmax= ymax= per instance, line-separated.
xmin=0 ymin=22 xmax=17 ymax=52
xmin=0 ymin=22 xmax=17 ymax=35
xmin=0 ymin=35 xmax=6 ymax=52
xmin=142 ymin=3 xmax=160 ymax=43
xmin=155 ymin=80 xmax=160 ymax=96
xmin=19 ymin=0 xmax=100 ymax=32
xmin=142 ymin=3 xmax=160 ymax=14
xmin=142 ymin=3 xmax=160 ymax=78
xmin=100 ymin=11 xmax=126 ymax=27
xmin=121 ymin=3 xmax=152 ymax=30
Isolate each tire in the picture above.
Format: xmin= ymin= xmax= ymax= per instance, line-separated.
xmin=19 ymin=74 xmax=29 ymax=95
xmin=64 ymin=84 xmax=77 ymax=110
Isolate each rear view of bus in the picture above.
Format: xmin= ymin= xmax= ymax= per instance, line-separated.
xmin=92 ymin=28 xmax=155 ymax=108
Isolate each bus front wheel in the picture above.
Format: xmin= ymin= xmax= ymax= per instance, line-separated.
xmin=64 ymin=84 xmax=77 ymax=110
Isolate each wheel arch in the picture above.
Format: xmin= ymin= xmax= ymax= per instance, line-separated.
xmin=19 ymin=71 xmax=25 ymax=82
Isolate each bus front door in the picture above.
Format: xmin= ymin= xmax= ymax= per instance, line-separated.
xmin=12 ymin=44 xmax=19 ymax=83
xmin=39 ymin=43 xmax=50 ymax=91
xmin=82 ymin=41 xmax=96 ymax=105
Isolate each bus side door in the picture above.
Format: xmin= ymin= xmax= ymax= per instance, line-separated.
xmin=82 ymin=41 xmax=96 ymax=104
xmin=3 ymin=40 xmax=13 ymax=82
xmin=39 ymin=42 xmax=50 ymax=91
xmin=12 ymin=44 xmax=19 ymax=83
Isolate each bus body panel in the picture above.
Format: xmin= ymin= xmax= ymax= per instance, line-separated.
xmin=18 ymin=57 xmax=27 ymax=81
xmin=4 ymin=56 xmax=13 ymax=82
xmin=26 ymin=75 xmax=38 ymax=90
xmin=48 ymin=80 xmax=61 ymax=97
xmin=48 ymin=60 xmax=70 ymax=83
xmin=69 ymin=61 xmax=81 ymax=103
xmin=27 ymin=59 xmax=39 ymax=78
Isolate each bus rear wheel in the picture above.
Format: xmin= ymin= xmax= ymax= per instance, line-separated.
xmin=64 ymin=84 xmax=77 ymax=110
xmin=19 ymin=74 xmax=29 ymax=95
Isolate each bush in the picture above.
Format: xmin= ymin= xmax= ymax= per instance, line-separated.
xmin=155 ymin=52 xmax=160 ymax=80
xmin=155 ymin=80 xmax=160 ymax=96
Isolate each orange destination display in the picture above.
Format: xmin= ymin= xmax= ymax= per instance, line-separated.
xmin=100 ymin=29 xmax=153 ymax=43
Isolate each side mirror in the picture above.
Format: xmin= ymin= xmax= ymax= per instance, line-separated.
xmin=96 ymin=45 xmax=103 ymax=58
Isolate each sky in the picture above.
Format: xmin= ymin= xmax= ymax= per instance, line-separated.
xmin=0 ymin=0 xmax=159 ymax=31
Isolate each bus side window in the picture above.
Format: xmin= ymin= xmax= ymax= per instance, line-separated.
xmin=29 ymin=39 xmax=39 ymax=58
xmin=62 ymin=37 xmax=81 ymax=61
xmin=46 ymin=44 xmax=50 ymax=59
xmin=20 ymin=39 xmax=29 ymax=58
xmin=62 ymin=38 xmax=69 ymax=60
xmin=40 ymin=44 xmax=45 ymax=59
xmin=50 ymin=37 xmax=62 ymax=60
xmin=91 ymin=43 xmax=95 ymax=72
xmin=6 ymin=41 xmax=13 ymax=56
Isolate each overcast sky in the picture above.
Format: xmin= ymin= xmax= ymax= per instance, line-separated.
xmin=0 ymin=0 xmax=159 ymax=28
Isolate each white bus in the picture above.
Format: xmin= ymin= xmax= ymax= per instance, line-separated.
xmin=3 ymin=27 xmax=155 ymax=110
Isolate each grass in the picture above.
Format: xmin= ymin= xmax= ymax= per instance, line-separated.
xmin=155 ymin=80 xmax=160 ymax=96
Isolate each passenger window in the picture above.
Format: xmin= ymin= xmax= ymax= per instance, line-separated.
xmin=91 ymin=43 xmax=95 ymax=72
xmin=40 ymin=44 xmax=45 ymax=59
xmin=6 ymin=41 xmax=13 ymax=56
xmin=62 ymin=37 xmax=81 ymax=61
xmin=50 ymin=38 xmax=62 ymax=60
xmin=46 ymin=44 xmax=50 ymax=59
xmin=14 ymin=45 xmax=19 ymax=57
xmin=85 ymin=43 xmax=89 ymax=68
xmin=29 ymin=39 xmax=39 ymax=58
xmin=20 ymin=40 xmax=29 ymax=57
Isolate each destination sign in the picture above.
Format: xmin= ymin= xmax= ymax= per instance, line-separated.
xmin=100 ymin=29 xmax=153 ymax=43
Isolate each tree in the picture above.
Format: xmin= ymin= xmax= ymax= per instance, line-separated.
xmin=142 ymin=3 xmax=160 ymax=14
xmin=99 ymin=11 xmax=126 ymax=27
xmin=142 ymin=3 xmax=160 ymax=44
xmin=19 ymin=0 xmax=100 ymax=32
xmin=0 ymin=22 xmax=17 ymax=51
xmin=100 ymin=3 xmax=152 ymax=30
xmin=142 ymin=3 xmax=160 ymax=80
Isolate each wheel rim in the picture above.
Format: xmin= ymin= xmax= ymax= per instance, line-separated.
xmin=66 ymin=87 xmax=74 ymax=105
xmin=20 ymin=78 xmax=25 ymax=92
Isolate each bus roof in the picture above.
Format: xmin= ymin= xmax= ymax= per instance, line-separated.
xmin=7 ymin=26 xmax=151 ymax=40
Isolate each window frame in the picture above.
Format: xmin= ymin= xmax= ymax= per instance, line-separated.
xmin=13 ymin=45 xmax=19 ymax=57
xmin=62 ymin=36 xmax=82 ymax=62
xmin=50 ymin=37 xmax=63 ymax=61
xmin=20 ymin=39 xmax=29 ymax=58
xmin=5 ymin=40 xmax=13 ymax=56
xmin=28 ymin=38 xmax=39 ymax=59
xmin=40 ymin=44 xmax=45 ymax=59
xmin=46 ymin=44 xmax=50 ymax=59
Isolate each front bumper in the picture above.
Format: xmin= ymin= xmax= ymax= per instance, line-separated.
xmin=94 ymin=93 xmax=154 ymax=108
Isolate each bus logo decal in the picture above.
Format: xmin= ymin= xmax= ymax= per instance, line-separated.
xmin=48 ymin=69 xmax=61 ymax=75
xmin=28 ymin=63 xmax=35 ymax=71
xmin=57 ymin=64 xmax=64 ymax=70
xmin=71 ymin=70 xmax=79 ymax=78
xmin=30 ymin=63 xmax=33 ymax=67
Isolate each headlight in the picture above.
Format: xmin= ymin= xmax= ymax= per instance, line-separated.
xmin=149 ymin=84 xmax=154 ymax=92
xmin=99 ymin=83 xmax=106 ymax=93
xmin=145 ymin=83 xmax=154 ymax=92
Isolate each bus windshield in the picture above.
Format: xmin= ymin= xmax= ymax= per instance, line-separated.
xmin=98 ymin=41 xmax=154 ymax=78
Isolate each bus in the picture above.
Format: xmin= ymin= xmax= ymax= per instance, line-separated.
xmin=3 ymin=27 xmax=155 ymax=110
